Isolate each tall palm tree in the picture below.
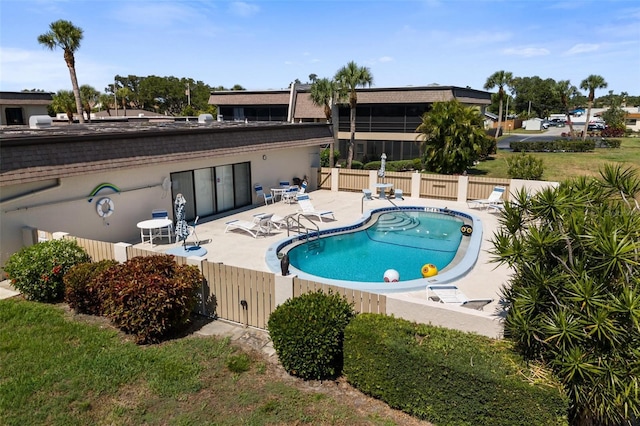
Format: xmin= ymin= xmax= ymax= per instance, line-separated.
xmin=580 ymin=74 xmax=608 ymax=141
xmin=98 ymin=93 xmax=114 ymax=116
xmin=310 ymin=78 xmax=338 ymax=167
xmin=555 ymin=80 xmax=579 ymax=137
xmin=334 ymin=61 xmax=373 ymax=169
xmin=38 ymin=20 xmax=85 ymax=123
xmin=483 ymin=71 xmax=513 ymax=140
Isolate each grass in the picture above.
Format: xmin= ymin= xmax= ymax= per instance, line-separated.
xmin=471 ymin=137 xmax=640 ymax=182
xmin=0 ymin=299 xmax=405 ymax=426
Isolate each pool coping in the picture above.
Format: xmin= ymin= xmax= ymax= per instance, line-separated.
xmin=266 ymin=206 xmax=483 ymax=293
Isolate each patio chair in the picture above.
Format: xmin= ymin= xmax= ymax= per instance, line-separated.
xmin=282 ymin=185 xmax=300 ymax=204
xmin=225 ymin=213 xmax=273 ymax=238
xmin=184 ymin=216 xmax=201 ymax=246
xmin=151 ymin=209 xmax=173 ymax=241
xmin=467 ymin=186 xmax=506 ymax=209
xmin=254 ymin=184 xmax=274 ymax=205
xmin=296 ymin=194 xmax=335 ymax=222
xmin=279 ymin=180 xmax=290 ymax=188
xmin=294 ymin=181 xmax=308 ymax=200
xmin=426 ymin=284 xmax=493 ymax=311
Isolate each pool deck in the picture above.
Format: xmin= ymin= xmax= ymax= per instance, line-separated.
xmin=136 ymin=189 xmax=511 ymax=314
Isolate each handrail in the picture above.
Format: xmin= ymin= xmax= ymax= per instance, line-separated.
xmin=285 ymin=213 xmax=320 ymax=241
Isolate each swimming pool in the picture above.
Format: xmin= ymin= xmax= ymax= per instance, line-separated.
xmin=266 ymin=206 xmax=483 ymax=293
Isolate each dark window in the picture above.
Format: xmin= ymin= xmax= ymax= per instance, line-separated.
xmin=5 ymin=108 xmax=24 ymax=125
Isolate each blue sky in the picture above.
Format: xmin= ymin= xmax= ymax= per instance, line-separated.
xmin=1 ymin=0 xmax=639 ymax=97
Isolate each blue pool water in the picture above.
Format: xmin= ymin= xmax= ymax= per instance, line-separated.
xmin=287 ymin=211 xmax=463 ymax=282
xmin=266 ymin=206 xmax=483 ymax=293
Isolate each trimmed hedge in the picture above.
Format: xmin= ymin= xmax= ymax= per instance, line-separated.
xmin=268 ymin=290 xmax=355 ymax=380
xmin=343 ymin=314 xmax=568 ymax=425
xmin=510 ymin=139 xmax=595 ymax=152
xmin=364 ymin=158 xmax=422 ymax=172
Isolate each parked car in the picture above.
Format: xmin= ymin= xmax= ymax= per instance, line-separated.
xmin=569 ymin=109 xmax=585 ymax=116
xmin=550 ymin=118 xmax=566 ymax=127
xmin=587 ymin=122 xmax=606 ymax=131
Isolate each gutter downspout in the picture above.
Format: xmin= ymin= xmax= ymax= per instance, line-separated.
xmin=287 ymin=82 xmax=296 ymax=123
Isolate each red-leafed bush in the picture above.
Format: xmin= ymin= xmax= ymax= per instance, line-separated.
xmin=64 ymin=259 xmax=118 ymax=315
xmin=100 ymin=255 xmax=202 ymax=344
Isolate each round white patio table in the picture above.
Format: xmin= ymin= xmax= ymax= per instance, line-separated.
xmin=137 ymin=218 xmax=173 ymax=246
xmin=374 ymin=183 xmax=393 ymax=199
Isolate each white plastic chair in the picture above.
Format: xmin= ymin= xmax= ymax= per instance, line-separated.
xmin=296 ymin=194 xmax=335 ymax=221
xmin=467 ymin=186 xmax=506 ymax=209
xmin=254 ymin=184 xmax=274 ymax=205
xmin=151 ymin=209 xmax=173 ymax=242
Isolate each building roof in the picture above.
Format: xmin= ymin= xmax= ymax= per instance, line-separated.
xmin=0 ymin=91 xmax=53 ymax=106
xmin=208 ymin=91 xmax=291 ymax=106
xmin=0 ymin=121 xmax=333 ymax=186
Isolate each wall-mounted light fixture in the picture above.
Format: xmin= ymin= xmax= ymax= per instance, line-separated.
xmin=262 ymin=155 xmax=267 ymax=160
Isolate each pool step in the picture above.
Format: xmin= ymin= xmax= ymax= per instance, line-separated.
xmin=374 ymin=213 xmax=420 ymax=232
xmin=305 ymin=239 xmax=324 ymax=253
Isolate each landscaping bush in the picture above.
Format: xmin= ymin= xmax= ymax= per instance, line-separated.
xmin=364 ymin=158 xmax=422 ymax=172
xmin=343 ymin=314 xmax=568 ymax=425
xmin=3 ymin=239 xmax=91 ymax=302
xmin=267 ymin=290 xmax=356 ymax=380
xmin=510 ymin=139 xmax=595 ymax=152
xmin=64 ymin=259 xmax=118 ymax=315
xmin=506 ymin=153 xmax=544 ymax=180
xmin=350 ymin=160 xmax=364 ymax=169
xmin=320 ymin=147 xmax=340 ymax=167
xmin=99 ymin=255 xmax=202 ymax=344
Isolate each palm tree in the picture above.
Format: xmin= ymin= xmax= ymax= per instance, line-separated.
xmin=79 ymin=85 xmax=99 ymax=122
xmin=555 ymin=80 xmax=579 ymax=137
xmin=37 ymin=20 xmax=85 ymax=123
xmin=580 ymin=74 xmax=608 ymax=141
xmin=483 ymin=71 xmax=513 ymax=140
xmin=98 ymin=93 xmax=114 ymax=116
xmin=416 ymin=100 xmax=489 ymax=174
xmin=51 ymin=90 xmax=77 ymax=124
xmin=310 ymin=78 xmax=338 ymax=166
xmin=334 ymin=61 xmax=373 ymax=169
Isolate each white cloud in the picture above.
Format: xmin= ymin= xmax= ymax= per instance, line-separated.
xmin=228 ymin=2 xmax=260 ymax=17
xmin=378 ymin=56 xmax=394 ymax=63
xmin=565 ymin=43 xmax=600 ymax=55
xmin=502 ymin=47 xmax=550 ymax=57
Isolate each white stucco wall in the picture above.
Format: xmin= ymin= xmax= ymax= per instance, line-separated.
xmin=0 ymin=145 xmax=319 ymax=270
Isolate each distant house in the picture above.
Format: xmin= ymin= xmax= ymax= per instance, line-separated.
xmin=0 ymin=91 xmax=53 ymax=126
xmin=209 ymin=84 xmax=492 ymax=162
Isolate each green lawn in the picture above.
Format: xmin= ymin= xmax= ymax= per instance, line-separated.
xmin=0 ymin=299 xmax=404 ymax=426
xmin=471 ymin=137 xmax=640 ymax=182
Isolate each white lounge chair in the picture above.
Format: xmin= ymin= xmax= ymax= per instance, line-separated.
xmin=225 ymin=213 xmax=273 ymax=238
xmin=426 ymin=284 xmax=493 ymax=311
xmin=296 ymin=194 xmax=335 ymax=222
xmin=467 ymin=186 xmax=506 ymax=209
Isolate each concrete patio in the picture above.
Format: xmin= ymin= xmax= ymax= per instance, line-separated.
xmin=132 ymin=189 xmax=512 ymax=318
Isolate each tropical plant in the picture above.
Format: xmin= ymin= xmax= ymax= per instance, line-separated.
xmin=37 ymin=20 xmax=85 ymax=123
xmin=310 ymin=77 xmax=338 ymax=167
xmin=334 ymin=61 xmax=373 ymax=169
xmin=416 ymin=100 xmax=490 ymax=174
xmin=98 ymin=93 xmax=114 ymax=116
xmin=580 ymin=75 xmax=608 ymax=141
xmin=506 ymin=153 xmax=544 ymax=180
xmin=490 ymin=164 xmax=640 ymax=425
xmin=484 ymin=70 xmax=513 ymax=138
xmin=555 ymin=80 xmax=579 ymax=137
xmin=79 ymin=84 xmax=99 ymax=122
xmin=600 ymin=95 xmax=628 ymax=131
xmin=50 ymin=90 xmax=77 ymax=123
xmin=3 ymin=239 xmax=91 ymax=302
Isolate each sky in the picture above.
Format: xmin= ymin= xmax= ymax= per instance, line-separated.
xmin=1 ymin=0 xmax=639 ymax=97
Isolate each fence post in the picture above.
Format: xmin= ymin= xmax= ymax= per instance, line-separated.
xmin=113 ymin=242 xmax=131 ymax=263
xmin=185 ymin=256 xmax=207 ymax=315
xmin=368 ymin=170 xmax=377 ymax=190
xmin=330 ymin=167 xmax=340 ymax=191
xmin=21 ymin=227 xmax=38 ymax=247
xmin=274 ymin=273 xmax=295 ymax=308
xmin=457 ymin=175 xmax=469 ymax=202
xmin=411 ymin=171 xmax=421 ymax=198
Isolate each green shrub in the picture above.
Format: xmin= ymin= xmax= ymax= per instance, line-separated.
xmin=510 ymin=139 xmax=595 ymax=152
xmin=350 ymin=160 xmax=363 ymax=169
xmin=507 ymin=153 xmax=544 ymax=180
xmin=226 ymin=353 xmax=252 ymax=373
xmin=3 ymin=239 xmax=91 ymax=302
xmin=268 ymin=290 xmax=356 ymax=380
xmin=320 ymin=147 xmax=340 ymax=167
xmin=64 ymin=259 xmax=118 ymax=315
xmin=364 ymin=159 xmax=422 ymax=171
xmin=344 ymin=314 xmax=568 ymax=425
xmin=99 ymin=255 xmax=202 ymax=344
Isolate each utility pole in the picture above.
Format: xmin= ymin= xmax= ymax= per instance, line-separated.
xmin=114 ymin=80 xmax=118 ymax=117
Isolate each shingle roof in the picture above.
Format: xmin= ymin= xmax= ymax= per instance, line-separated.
xmin=0 ymin=122 xmax=333 ymax=186
xmin=0 ymin=91 xmax=53 ymax=106
xmin=208 ymin=91 xmax=290 ymax=106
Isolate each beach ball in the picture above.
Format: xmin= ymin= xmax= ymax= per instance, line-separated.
xmin=421 ymin=263 xmax=438 ymax=278
xmin=383 ymin=269 xmax=400 ymax=282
